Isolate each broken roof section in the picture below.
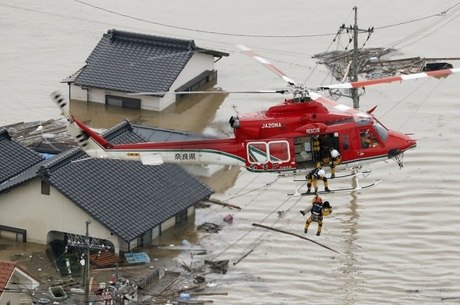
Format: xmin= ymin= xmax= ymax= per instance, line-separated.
xmin=0 ymin=260 xmax=40 ymax=295
xmin=313 ymin=47 xmax=457 ymax=82
xmin=73 ymin=29 xmax=228 ymax=95
xmin=0 ymin=129 xmax=44 ymax=184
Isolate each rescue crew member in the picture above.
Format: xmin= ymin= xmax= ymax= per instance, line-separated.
xmin=328 ymin=149 xmax=341 ymax=178
xmin=305 ymin=168 xmax=330 ymax=194
xmin=300 ymin=195 xmax=333 ymax=236
xmin=312 ymin=135 xmax=321 ymax=168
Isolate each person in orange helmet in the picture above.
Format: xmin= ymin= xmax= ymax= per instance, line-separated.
xmin=300 ymin=195 xmax=332 ymax=236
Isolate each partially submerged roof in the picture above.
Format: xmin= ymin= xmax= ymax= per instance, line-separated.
xmin=0 ymin=129 xmax=44 ymax=184
xmin=0 ymin=122 xmax=213 ymax=243
xmin=73 ymin=29 xmax=228 ymax=95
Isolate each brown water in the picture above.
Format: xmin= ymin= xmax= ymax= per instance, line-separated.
xmin=2 ymin=1 xmax=460 ymax=304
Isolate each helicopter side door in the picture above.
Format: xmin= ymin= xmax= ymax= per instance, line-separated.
xmin=245 ymin=140 xmax=293 ymax=172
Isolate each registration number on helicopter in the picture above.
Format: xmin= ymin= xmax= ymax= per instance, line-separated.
xmin=262 ymin=122 xmax=282 ymax=128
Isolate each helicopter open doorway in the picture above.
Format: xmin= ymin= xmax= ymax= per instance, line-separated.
xmin=294 ymin=132 xmax=340 ymax=170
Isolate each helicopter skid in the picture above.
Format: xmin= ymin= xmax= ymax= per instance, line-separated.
xmin=292 ymin=169 xmax=371 ymax=181
xmin=287 ymin=179 xmax=382 ymax=196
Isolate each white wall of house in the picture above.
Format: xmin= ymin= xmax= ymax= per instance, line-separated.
xmin=69 ymin=52 xmax=215 ymax=111
xmin=161 ymin=216 xmax=176 ymax=232
xmin=0 ymin=178 xmax=200 ymax=255
xmin=0 ymin=179 xmax=120 ymax=253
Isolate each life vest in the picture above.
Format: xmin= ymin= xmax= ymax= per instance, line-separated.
xmin=308 ymin=168 xmax=320 ymax=179
xmin=311 ymin=203 xmax=323 ymax=216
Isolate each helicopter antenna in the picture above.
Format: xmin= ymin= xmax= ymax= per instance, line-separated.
xmin=232 ymin=104 xmax=240 ymax=116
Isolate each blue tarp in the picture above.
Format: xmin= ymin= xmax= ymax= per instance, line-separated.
xmin=124 ymin=252 xmax=150 ymax=264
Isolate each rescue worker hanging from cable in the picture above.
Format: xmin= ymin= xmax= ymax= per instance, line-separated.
xmin=305 ymin=168 xmax=330 ymax=194
xmin=300 ymin=195 xmax=333 ymax=236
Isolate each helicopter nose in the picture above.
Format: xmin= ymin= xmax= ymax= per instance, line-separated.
xmin=388 ymin=132 xmax=416 ymax=157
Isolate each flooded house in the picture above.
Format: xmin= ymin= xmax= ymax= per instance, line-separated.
xmin=63 ymin=29 xmax=229 ymax=111
xmin=0 ymin=125 xmax=213 ymax=257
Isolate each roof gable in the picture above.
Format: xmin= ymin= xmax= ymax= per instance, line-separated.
xmin=0 ymin=129 xmax=44 ymax=184
xmin=74 ymin=29 xmax=197 ymax=94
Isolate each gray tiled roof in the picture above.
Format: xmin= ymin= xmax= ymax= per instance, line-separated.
xmin=46 ymin=157 xmax=212 ymax=243
xmin=0 ymin=123 xmax=213 ymax=243
xmin=43 ymin=123 xmax=213 ymax=243
xmin=74 ymin=29 xmax=225 ymax=95
xmin=0 ymin=129 xmax=44 ymax=184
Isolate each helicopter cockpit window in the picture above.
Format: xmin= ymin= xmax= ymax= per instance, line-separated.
xmin=354 ymin=116 xmax=372 ymax=126
xmin=360 ymin=129 xmax=380 ymax=148
xmin=373 ymin=122 xmax=388 ymax=143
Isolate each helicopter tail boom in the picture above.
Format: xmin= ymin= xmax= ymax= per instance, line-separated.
xmin=324 ymin=67 xmax=460 ymax=89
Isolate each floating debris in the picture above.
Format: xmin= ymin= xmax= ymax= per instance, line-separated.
xmin=197 ymin=223 xmax=223 ymax=233
xmin=313 ymin=47 xmax=458 ymax=82
xmin=204 ymin=260 xmax=229 ymax=274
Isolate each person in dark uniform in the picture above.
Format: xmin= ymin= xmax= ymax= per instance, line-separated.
xmin=305 ymin=168 xmax=330 ymax=194
xmin=300 ymin=195 xmax=332 ymax=236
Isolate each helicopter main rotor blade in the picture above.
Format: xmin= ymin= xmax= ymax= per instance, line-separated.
xmin=237 ymin=45 xmax=297 ymax=86
xmin=128 ymin=89 xmax=289 ymax=96
xmin=322 ymin=67 xmax=460 ymax=90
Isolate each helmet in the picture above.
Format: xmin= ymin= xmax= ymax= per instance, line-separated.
xmin=317 ymin=169 xmax=326 ymax=177
xmin=314 ymin=195 xmax=323 ymax=203
xmin=331 ymin=149 xmax=340 ymax=158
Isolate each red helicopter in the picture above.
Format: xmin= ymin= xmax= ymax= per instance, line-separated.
xmin=51 ymin=46 xmax=459 ymax=178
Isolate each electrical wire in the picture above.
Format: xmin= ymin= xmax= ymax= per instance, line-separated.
xmin=384 ymin=2 xmax=460 ymax=49
xmin=72 ymin=0 xmax=459 ymax=41
xmin=74 ymin=0 xmax=337 ymax=39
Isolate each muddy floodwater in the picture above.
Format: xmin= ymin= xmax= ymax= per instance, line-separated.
xmin=2 ymin=1 xmax=460 ymax=304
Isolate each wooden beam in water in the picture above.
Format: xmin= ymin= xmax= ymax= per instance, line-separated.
xmin=252 ymin=223 xmax=339 ymax=254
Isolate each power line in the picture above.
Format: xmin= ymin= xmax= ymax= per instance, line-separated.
xmin=74 ymin=0 xmax=336 ymax=38
xmin=73 ymin=0 xmax=458 ymax=40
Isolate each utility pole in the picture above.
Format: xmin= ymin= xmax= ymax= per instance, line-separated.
xmin=350 ymin=6 xmax=373 ymax=109
xmin=84 ymin=221 xmax=91 ymax=304
xmin=66 ymin=221 xmax=111 ymax=304
xmin=351 ymin=6 xmax=360 ymax=109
